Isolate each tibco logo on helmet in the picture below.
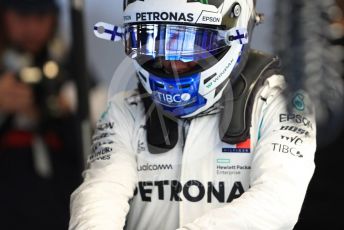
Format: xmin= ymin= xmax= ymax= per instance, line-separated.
xmin=154 ymin=92 xmax=192 ymax=106
xmin=96 ymin=0 xmax=258 ymax=119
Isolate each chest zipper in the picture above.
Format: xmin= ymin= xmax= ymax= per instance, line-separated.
xmin=181 ymin=119 xmax=191 ymax=152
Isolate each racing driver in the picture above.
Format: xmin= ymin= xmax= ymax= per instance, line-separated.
xmin=69 ymin=0 xmax=316 ymax=229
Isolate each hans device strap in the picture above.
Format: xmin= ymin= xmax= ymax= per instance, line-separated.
xmin=220 ymin=50 xmax=281 ymax=144
xmin=139 ymin=84 xmax=179 ymax=154
xmin=139 ymin=50 xmax=281 ymax=154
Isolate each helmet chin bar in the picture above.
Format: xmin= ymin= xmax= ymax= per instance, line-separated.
xmin=134 ymin=42 xmax=245 ymax=118
xmin=148 ymin=73 xmax=207 ymax=117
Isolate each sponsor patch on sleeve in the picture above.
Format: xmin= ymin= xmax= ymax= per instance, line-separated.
xmin=222 ymin=139 xmax=251 ymax=153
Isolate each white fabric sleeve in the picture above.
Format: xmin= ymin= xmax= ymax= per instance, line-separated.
xmin=69 ymin=94 xmax=138 ymax=230
xmin=178 ymin=78 xmax=316 ymax=230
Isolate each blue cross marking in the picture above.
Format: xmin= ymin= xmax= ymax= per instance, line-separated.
xmin=233 ymin=30 xmax=246 ymax=45
xmin=94 ymin=25 xmax=123 ymax=41
xmin=107 ymin=26 xmax=123 ymax=41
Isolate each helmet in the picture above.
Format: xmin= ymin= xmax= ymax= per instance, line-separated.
xmin=123 ymin=0 xmax=257 ymax=118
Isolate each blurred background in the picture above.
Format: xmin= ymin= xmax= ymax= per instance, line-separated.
xmin=0 ymin=0 xmax=343 ymax=229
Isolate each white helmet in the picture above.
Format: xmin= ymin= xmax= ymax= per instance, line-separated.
xmin=119 ymin=0 xmax=257 ymax=118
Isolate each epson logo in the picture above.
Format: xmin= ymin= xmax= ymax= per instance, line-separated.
xmin=202 ymin=16 xmax=221 ymax=23
xmin=155 ymin=92 xmax=191 ymax=104
xmin=136 ymin=12 xmax=194 ymax=22
xmin=280 ymin=114 xmax=313 ymax=129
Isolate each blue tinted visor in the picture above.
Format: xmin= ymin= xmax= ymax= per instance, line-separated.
xmin=124 ymin=24 xmax=229 ymax=63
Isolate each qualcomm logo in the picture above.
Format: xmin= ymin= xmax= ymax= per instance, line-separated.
xmin=137 ymin=163 xmax=173 ymax=171
xmin=154 ymin=92 xmax=191 ymax=104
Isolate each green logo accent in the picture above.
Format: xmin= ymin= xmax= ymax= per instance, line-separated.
xmin=190 ymin=0 xmax=209 ymax=4
xmin=292 ymin=93 xmax=305 ymax=111
xmin=217 ymin=158 xmax=230 ymax=164
xmin=100 ymin=104 xmax=111 ymax=120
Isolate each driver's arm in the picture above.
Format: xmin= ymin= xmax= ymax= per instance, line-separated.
xmin=69 ymin=93 xmax=138 ymax=230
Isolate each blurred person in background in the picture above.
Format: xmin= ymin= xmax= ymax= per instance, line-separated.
xmin=0 ymin=0 xmax=83 ymax=229
xmin=274 ymin=0 xmax=344 ymax=229
xmin=295 ymin=1 xmax=344 ymax=229
xmin=0 ymin=9 xmax=3 ymax=55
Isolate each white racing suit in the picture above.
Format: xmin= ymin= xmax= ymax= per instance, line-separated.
xmin=69 ymin=75 xmax=316 ymax=230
